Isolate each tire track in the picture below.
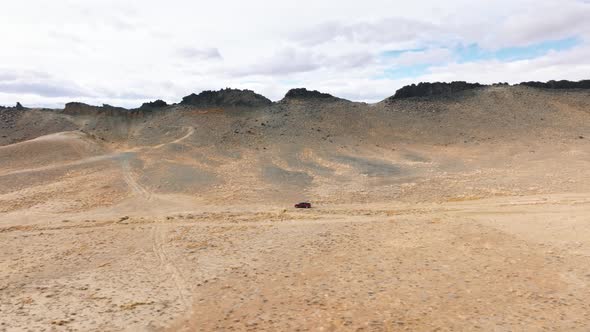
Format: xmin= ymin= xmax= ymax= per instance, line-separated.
xmin=0 ymin=153 xmax=125 ymax=177
xmin=151 ymin=224 xmax=192 ymax=310
xmin=121 ymin=158 xmax=152 ymax=199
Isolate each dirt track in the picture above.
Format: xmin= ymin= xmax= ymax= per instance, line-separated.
xmin=1 ymin=194 xmax=590 ymax=331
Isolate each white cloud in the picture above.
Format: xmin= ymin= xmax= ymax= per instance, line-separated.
xmin=392 ymin=48 xmax=455 ymax=67
xmin=479 ymin=0 xmax=590 ymax=48
xmin=0 ymin=69 xmax=92 ymax=98
xmin=177 ymin=48 xmax=223 ymax=60
xmin=0 ymin=0 xmax=589 ymax=107
xmin=229 ymin=48 xmax=322 ymax=77
xmin=405 ymin=44 xmax=590 ymax=86
xmin=291 ymin=17 xmax=439 ymax=46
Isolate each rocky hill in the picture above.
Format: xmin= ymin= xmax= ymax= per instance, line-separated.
xmin=519 ymin=80 xmax=590 ymax=90
xmin=388 ymin=81 xmax=485 ymax=100
xmin=180 ymin=88 xmax=272 ymax=108
xmin=63 ymin=102 xmax=129 ymax=116
xmin=282 ymin=88 xmax=342 ymax=101
xmin=139 ymin=99 xmax=168 ymax=110
xmin=386 ymin=79 xmax=590 ymax=100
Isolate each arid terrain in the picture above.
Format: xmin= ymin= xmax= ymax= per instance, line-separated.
xmin=1 ymin=84 xmax=590 ymax=331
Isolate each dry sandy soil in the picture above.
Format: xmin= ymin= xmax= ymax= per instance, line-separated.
xmin=1 ymin=85 xmax=590 ymax=331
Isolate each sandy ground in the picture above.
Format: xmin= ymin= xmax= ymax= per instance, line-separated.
xmin=2 ymin=194 xmax=590 ymax=331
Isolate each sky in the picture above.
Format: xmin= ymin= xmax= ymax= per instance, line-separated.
xmin=1 ymin=0 xmax=590 ymax=108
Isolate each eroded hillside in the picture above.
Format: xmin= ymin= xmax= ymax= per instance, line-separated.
xmin=1 ymin=85 xmax=590 ymax=216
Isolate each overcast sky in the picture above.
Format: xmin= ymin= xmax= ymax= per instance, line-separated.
xmin=1 ymin=0 xmax=590 ymax=107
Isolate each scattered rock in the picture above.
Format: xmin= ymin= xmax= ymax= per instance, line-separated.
xmin=51 ymin=318 xmax=73 ymax=326
xmin=119 ymin=301 xmax=154 ymax=310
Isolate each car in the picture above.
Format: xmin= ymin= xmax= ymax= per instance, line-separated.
xmin=294 ymin=202 xmax=312 ymax=209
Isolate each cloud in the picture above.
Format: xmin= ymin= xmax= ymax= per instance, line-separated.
xmin=0 ymin=82 xmax=88 ymax=98
xmin=1 ymin=0 xmax=590 ymax=107
xmin=330 ymin=52 xmax=376 ymax=69
xmin=0 ymin=69 xmax=91 ymax=98
xmin=384 ymin=48 xmax=455 ymax=66
xmin=177 ymin=47 xmax=223 ymax=60
xmin=226 ymin=48 xmax=380 ymax=78
xmin=481 ymin=1 xmax=590 ymax=48
xmin=0 ymin=72 xmax=18 ymax=81
xmin=290 ymin=1 xmax=590 ymax=51
xmin=65 ymin=0 xmax=142 ymax=31
xmin=48 ymin=31 xmax=84 ymax=44
xmin=292 ymin=17 xmax=439 ymax=46
xmin=409 ymin=44 xmax=590 ymax=85
xmin=230 ymin=48 xmax=322 ymax=77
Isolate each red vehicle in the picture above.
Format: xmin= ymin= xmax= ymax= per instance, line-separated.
xmin=295 ymin=202 xmax=312 ymax=209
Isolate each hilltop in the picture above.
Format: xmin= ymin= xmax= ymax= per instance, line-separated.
xmin=180 ymin=88 xmax=272 ymax=108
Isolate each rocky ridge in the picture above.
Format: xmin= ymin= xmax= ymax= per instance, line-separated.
xmin=4 ymin=79 xmax=590 ymax=112
xmin=63 ymin=102 xmax=129 ymax=116
xmin=139 ymin=100 xmax=169 ymax=110
xmin=389 ymin=81 xmax=485 ymax=100
xmin=282 ymin=88 xmax=341 ymax=101
xmin=520 ymin=80 xmax=590 ymax=90
xmin=180 ymin=88 xmax=272 ymax=108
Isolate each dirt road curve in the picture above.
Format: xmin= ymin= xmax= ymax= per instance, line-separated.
xmin=153 ymin=127 xmax=195 ymax=149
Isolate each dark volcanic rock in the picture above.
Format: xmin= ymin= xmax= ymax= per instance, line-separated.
xmin=180 ymin=88 xmax=272 ymax=108
xmin=519 ymin=80 xmax=590 ymax=90
xmin=63 ymin=102 xmax=128 ymax=116
xmin=15 ymin=102 xmax=25 ymax=110
xmin=390 ymin=82 xmax=485 ymax=100
xmin=0 ymin=107 xmax=24 ymax=132
xmin=139 ymin=99 xmax=168 ymax=110
xmin=283 ymin=88 xmax=338 ymax=100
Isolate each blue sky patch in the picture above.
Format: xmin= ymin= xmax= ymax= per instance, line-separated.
xmin=456 ymin=37 xmax=580 ymax=63
xmin=379 ymin=37 xmax=580 ymax=80
xmin=381 ymin=48 xmax=427 ymax=58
